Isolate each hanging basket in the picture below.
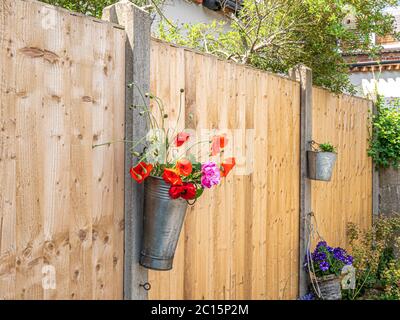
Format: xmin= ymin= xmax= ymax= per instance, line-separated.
xmin=307 ymin=151 xmax=337 ymax=181
xmin=316 ymin=274 xmax=342 ymax=300
xmin=140 ymin=176 xmax=188 ymax=271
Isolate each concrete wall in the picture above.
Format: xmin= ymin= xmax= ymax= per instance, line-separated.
xmin=380 ymin=167 xmax=400 ymax=216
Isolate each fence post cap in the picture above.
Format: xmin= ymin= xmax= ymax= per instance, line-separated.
xmin=103 ymin=0 xmax=149 ymax=13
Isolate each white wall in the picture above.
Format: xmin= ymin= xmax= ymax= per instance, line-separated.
xmin=349 ymin=71 xmax=400 ymax=99
xmin=151 ymin=0 xmax=230 ymax=32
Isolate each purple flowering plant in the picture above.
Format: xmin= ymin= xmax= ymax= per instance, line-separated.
xmin=305 ymin=241 xmax=353 ymax=278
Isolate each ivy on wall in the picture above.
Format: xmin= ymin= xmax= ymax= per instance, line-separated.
xmin=368 ymin=95 xmax=400 ymax=169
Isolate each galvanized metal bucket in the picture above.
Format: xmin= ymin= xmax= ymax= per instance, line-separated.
xmin=140 ymin=176 xmax=188 ymax=271
xmin=307 ymin=151 xmax=337 ymax=181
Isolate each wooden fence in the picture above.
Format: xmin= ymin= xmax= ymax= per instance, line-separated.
xmin=0 ymin=0 xmax=373 ymax=300
xmin=312 ymin=89 xmax=373 ymax=248
xmin=0 ymin=0 xmax=125 ymax=299
xmin=148 ymin=40 xmax=373 ymax=300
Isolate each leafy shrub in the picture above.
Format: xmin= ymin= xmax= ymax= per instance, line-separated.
xmin=381 ymin=261 xmax=400 ymax=300
xmin=368 ymin=96 xmax=400 ymax=169
xmin=40 ymin=0 xmax=163 ymax=18
xmin=318 ymin=143 xmax=336 ymax=153
xmin=344 ymin=215 xmax=400 ymax=300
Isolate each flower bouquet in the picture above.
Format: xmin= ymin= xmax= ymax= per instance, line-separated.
xmin=305 ymin=241 xmax=353 ymax=300
xmin=127 ymin=87 xmax=236 ymax=270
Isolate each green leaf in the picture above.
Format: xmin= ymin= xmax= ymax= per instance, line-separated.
xmin=195 ymin=186 xmax=204 ymax=199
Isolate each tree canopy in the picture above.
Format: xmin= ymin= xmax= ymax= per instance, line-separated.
xmin=40 ymin=0 xmax=163 ymax=18
xmin=158 ymin=0 xmax=400 ymax=93
xmin=40 ymin=0 xmax=400 ymax=93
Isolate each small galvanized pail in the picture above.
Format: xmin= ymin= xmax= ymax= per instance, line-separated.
xmin=140 ymin=176 xmax=188 ymax=271
xmin=307 ymin=151 xmax=337 ymax=181
xmin=317 ymin=274 xmax=342 ymax=300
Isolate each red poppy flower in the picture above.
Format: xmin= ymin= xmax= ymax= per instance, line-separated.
xmin=169 ymin=183 xmax=196 ymax=200
xmin=162 ymin=168 xmax=182 ymax=186
xmin=175 ymin=132 xmax=190 ymax=147
xmin=169 ymin=185 xmax=184 ymax=199
xmin=220 ymin=157 xmax=236 ymax=177
xmin=211 ymin=134 xmax=228 ymax=156
xmin=176 ymin=159 xmax=193 ymax=177
xmin=130 ymin=162 xmax=153 ymax=183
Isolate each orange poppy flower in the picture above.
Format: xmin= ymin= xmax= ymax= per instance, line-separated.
xmin=175 ymin=132 xmax=190 ymax=147
xmin=130 ymin=162 xmax=153 ymax=183
xmin=211 ymin=134 xmax=228 ymax=156
xmin=220 ymin=157 xmax=236 ymax=177
xmin=162 ymin=168 xmax=183 ymax=186
xmin=176 ymin=159 xmax=193 ymax=177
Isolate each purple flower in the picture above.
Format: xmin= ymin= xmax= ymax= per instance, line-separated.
xmin=201 ymin=162 xmax=221 ymax=188
xmin=345 ymin=255 xmax=353 ymax=265
xmin=313 ymin=251 xmax=327 ymax=262
xmin=333 ymin=247 xmax=343 ymax=256
xmin=319 ymin=261 xmax=330 ymax=272
xmin=298 ymin=293 xmax=315 ymax=300
xmin=316 ymin=241 xmax=327 ymax=248
xmin=333 ymin=247 xmax=347 ymax=262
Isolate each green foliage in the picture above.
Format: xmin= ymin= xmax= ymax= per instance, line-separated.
xmin=157 ymin=0 xmax=399 ymax=93
xmin=381 ymin=261 xmax=400 ymax=299
xmin=318 ymin=143 xmax=337 ymax=153
xmin=368 ymin=96 xmax=400 ymax=169
xmin=40 ymin=0 xmax=163 ymax=18
xmin=344 ymin=215 xmax=400 ymax=300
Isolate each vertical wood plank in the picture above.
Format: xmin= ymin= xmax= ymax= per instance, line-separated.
xmin=69 ymin=13 xmax=94 ymax=301
xmin=14 ymin=0 xmax=44 ymax=300
xmin=0 ymin=0 xmax=17 ymax=300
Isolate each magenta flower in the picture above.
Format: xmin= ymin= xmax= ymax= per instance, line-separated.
xmin=201 ymin=162 xmax=221 ymax=188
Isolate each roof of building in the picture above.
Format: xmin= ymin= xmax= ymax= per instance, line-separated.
xmin=346 ymin=49 xmax=400 ymax=72
xmin=346 ymin=7 xmax=400 ymax=73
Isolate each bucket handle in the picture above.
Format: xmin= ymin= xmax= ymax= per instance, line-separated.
xmin=186 ymin=198 xmax=197 ymax=206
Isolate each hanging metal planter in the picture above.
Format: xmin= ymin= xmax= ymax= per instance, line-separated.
xmin=307 ymin=151 xmax=337 ymax=181
xmin=307 ymin=141 xmax=337 ymax=181
xmin=140 ymin=176 xmax=188 ymax=271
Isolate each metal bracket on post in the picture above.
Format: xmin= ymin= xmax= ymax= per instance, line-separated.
xmin=289 ymin=64 xmax=313 ymax=298
xmin=103 ymin=0 xmax=151 ymax=300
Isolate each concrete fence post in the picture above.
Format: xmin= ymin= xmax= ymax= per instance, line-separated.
xmin=289 ymin=64 xmax=313 ymax=298
xmin=379 ymin=168 xmax=400 ymax=216
xmin=372 ymin=101 xmax=380 ymax=222
xmin=103 ymin=0 xmax=151 ymax=300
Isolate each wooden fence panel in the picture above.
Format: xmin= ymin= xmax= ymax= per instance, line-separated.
xmin=0 ymin=0 xmax=125 ymax=299
xmin=148 ymin=40 xmax=301 ymax=300
xmin=311 ymin=88 xmax=373 ymax=248
xmin=0 ymin=1 xmax=373 ymax=300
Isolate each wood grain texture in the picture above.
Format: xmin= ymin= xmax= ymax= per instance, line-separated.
xmin=311 ymin=88 xmax=373 ymax=249
xmin=148 ymin=40 xmax=372 ymax=300
xmin=148 ymin=39 xmax=301 ymax=300
xmin=0 ymin=0 xmax=125 ymax=300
